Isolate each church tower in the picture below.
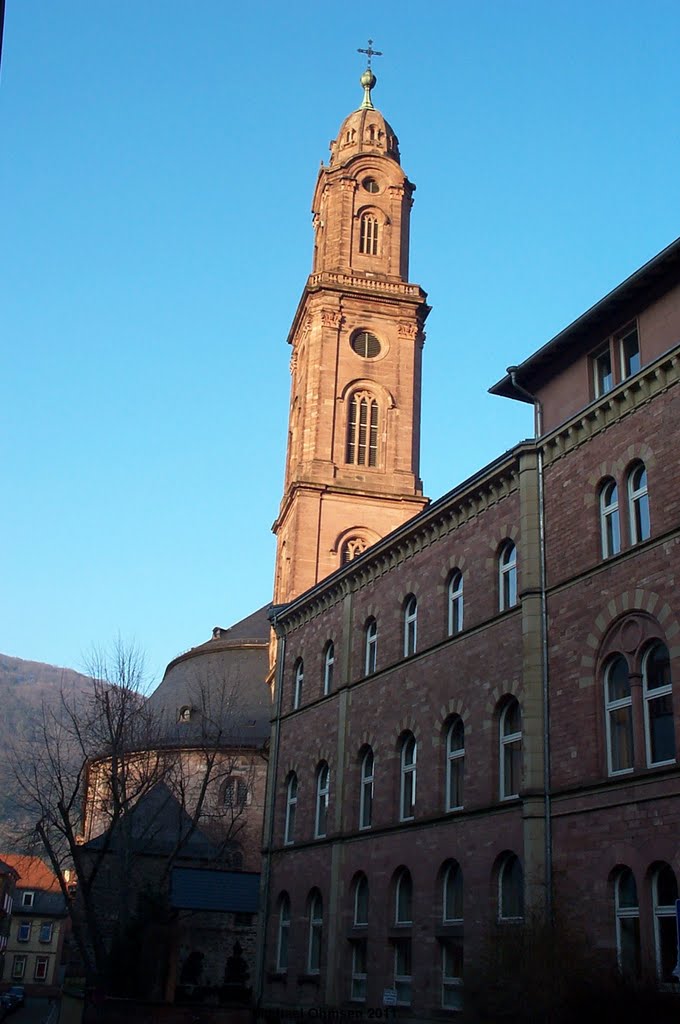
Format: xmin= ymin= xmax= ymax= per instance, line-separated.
xmin=273 ymin=62 xmax=430 ymax=605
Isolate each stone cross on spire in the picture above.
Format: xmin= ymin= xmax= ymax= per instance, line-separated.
xmin=357 ymin=39 xmax=382 ymax=110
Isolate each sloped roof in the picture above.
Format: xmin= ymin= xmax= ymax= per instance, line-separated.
xmin=0 ymin=857 xmax=19 ymax=879
xmin=170 ymin=867 xmax=259 ymax=913
xmin=0 ymin=854 xmax=60 ymax=891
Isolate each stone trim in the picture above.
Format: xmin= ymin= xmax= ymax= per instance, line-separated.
xmin=584 ymin=442 xmax=657 ymax=508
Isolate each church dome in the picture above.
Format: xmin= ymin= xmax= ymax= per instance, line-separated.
xmin=329 ymin=71 xmax=401 ymax=167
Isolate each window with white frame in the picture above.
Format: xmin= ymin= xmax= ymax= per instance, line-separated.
xmin=400 ymin=733 xmax=417 ymax=821
xmin=350 ymin=939 xmax=367 ymax=1001
xmin=359 ymin=748 xmax=374 ymax=829
xmin=17 ymin=921 xmax=31 ymax=943
xmin=615 ymin=867 xmax=640 ymax=978
xmin=498 ymin=853 xmax=524 ymax=922
xmin=21 ymin=891 xmax=34 ymax=908
xmin=448 ymin=571 xmax=463 ymax=635
xmin=619 ymin=324 xmax=640 ymax=379
xmin=34 ymin=956 xmax=49 ymax=982
xmin=403 ymin=595 xmax=417 ymax=657
xmin=284 ymin=772 xmax=297 ymax=845
xmin=276 ymin=893 xmax=290 ymax=972
xmin=643 ymin=642 xmax=675 ymax=767
xmin=499 ymin=699 xmax=521 ymax=799
xmin=12 ymin=955 xmax=26 ymax=979
xmin=293 ymin=659 xmax=304 ymax=710
xmin=600 ymin=479 xmax=621 ymax=558
xmin=315 ymin=762 xmax=330 ymax=838
xmin=652 ymin=863 xmax=679 ymax=982
xmin=395 ymin=869 xmax=413 ymax=925
xmin=323 ymin=641 xmax=335 ymax=695
xmin=393 ymin=939 xmax=412 ymax=1005
xmin=307 ymin=890 xmax=323 ymax=974
xmin=445 ymin=717 xmax=464 ymax=811
xmin=441 ymin=940 xmax=464 ymax=1011
xmin=39 ymin=922 xmax=53 ymax=944
xmin=354 ymin=874 xmax=369 ymax=927
xmin=498 ymin=542 xmax=517 ymax=611
xmin=627 ymin=462 xmax=650 ymax=545
xmin=604 ymin=655 xmax=634 ymax=775
xmin=593 ymin=345 xmax=614 ymax=397
xmin=365 ymin=618 xmax=378 ymax=675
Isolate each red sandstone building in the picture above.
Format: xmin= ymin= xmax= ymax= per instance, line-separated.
xmin=255 ymin=64 xmax=680 ymax=1016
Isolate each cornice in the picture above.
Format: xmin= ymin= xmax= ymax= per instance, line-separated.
xmin=306 ymin=271 xmax=426 ymax=302
xmin=541 ymin=346 xmax=680 ymax=466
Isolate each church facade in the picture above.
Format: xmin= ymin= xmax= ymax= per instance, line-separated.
xmin=256 ymin=66 xmax=680 ymax=1017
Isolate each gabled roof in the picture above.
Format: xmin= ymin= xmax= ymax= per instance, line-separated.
xmin=0 ymin=854 xmax=60 ymax=892
xmin=0 ymin=857 xmax=19 ymax=880
xmin=490 ymin=234 xmax=680 ymax=401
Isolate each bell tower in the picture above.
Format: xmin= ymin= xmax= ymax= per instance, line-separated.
xmin=273 ymin=60 xmax=430 ymax=605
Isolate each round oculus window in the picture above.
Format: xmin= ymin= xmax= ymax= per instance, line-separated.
xmin=351 ymin=331 xmax=381 ymax=358
xmin=363 ymin=177 xmax=380 ymax=194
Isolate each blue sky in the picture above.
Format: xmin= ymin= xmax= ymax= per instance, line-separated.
xmin=3 ymin=1 xmax=680 ymax=683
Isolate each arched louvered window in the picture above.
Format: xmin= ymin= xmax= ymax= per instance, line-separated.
xmin=347 ymin=392 xmax=379 ymax=466
xmin=359 ymin=214 xmax=379 ymax=255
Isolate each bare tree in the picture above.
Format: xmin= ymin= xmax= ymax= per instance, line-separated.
xmin=9 ymin=637 xmax=264 ymax=994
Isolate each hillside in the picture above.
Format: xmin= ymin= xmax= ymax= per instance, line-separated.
xmin=0 ymin=654 xmax=94 ymax=848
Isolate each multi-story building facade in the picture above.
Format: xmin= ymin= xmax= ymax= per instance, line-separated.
xmin=257 ymin=64 xmax=680 ymax=1018
xmin=0 ymin=858 xmax=18 ymax=982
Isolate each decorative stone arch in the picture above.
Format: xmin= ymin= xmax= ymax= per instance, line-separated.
xmin=346 ymin=732 xmax=379 ymax=771
xmin=355 ymin=202 xmax=391 ymax=226
xmin=579 ymin=590 xmax=680 ymax=689
xmin=394 ymin=718 xmax=422 ymax=754
xmin=483 ymin=683 xmax=525 ymax=729
xmin=484 ymin=524 xmax=520 ymax=575
xmin=433 ymin=699 xmax=472 ymax=750
xmin=437 ymin=554 xmax=469 ymax=595
xmin=339 ymin=377 xmax=396 ymax=409
xmin=584 ymin=443 xmax=657 ymax=510
xmin=332 ymin=526 xmax=381 ymax=566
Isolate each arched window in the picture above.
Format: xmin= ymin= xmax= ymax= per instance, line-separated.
xmin=627 ymin=462 xmax=650 ymax=545
xmin=443 ymin=861 xmax=463 ymax=924
xmin=652 ymin=863 xmax=679 ymax=981
xmin=359 ymin=748 xmax=374 ymax=829
xmin=604 ymin=655 xmax=634 ymax=775
xmin=307 ymin=890 xmax=323 ymax=974
xmin=365 ymin=618 xmax=378 ymax=675
xmin=341 ymin=536 xmax=367 ymax=564
xmin=400 ymin=733 xmax=417 ymax=821
xmin=448 ymin=571 xmax=463 ymax=635
xmin=323 ymin=641 xmax=335 ymax=696
xmin=499 ymin=699 xmax=521 ymax=800
xmin=445 ymin=717 xmax=464 ymax=811
xmin=498 ymin=541 xmax=517 ymax=611
xmin=643 ymin=642 xmax=675 ymax=766
xmin=614 ymin=867 xmax=640 ymax=977
xmin=284 ymin=772 xmax=297 ymax=845
xmin=600 ymin=479 xmax=621 ymax=558
xmin=315 ymin=762 xmax=330 ymax=838
xmin=347 ymin=392 xmax=379 ymax=466
xmin=403 ymin=595 xmax=417 ymax=657
xmin=276 ymin=893 xmax=290 ymax=972
xmin=498 ymin=853 xmax=524 ymax=921
xmin=354 ymin=873 xmax=369 ymax=926
xmin=395 ymin=868 xmax=413 ymax=925
xmin=293 ymin=658 xmax=304 ymax=710
xmin=223 ymin=776 xmax=247 ymax=810
xmin=359 ymin=213 xmax=379 ymax=255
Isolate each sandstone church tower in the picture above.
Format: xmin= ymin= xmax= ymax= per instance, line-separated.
xmin=273 ymin=62 xmax=430 ymax=605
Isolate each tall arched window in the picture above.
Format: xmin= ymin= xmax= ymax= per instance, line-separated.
xmin=604 ymin=655 xmax=634 ymax=775
xmin=448 ymin=571 xmax=463 ymax=635
xmin=365 ymin=618 xmax=378 ymax=675
xmin=276 ymin=893 xmax=290 ymax=972
xmin=443 ymin=861 xmax=463 ymax=924
xmin=347 ymin=392 xmax=379 ymax=466
xmin=600 ymin=479 xmax=621 ymax=558
xmin=614 ymin=867 xmax=640 ymax=977
xmin=499 ymin=699 xmax=521 ymax=799
xmin=315 ymin=762 xmax=330 ymax=838
xmin=652 ymin=863 xmax=679 ymax=981
xmin=359 ymin=213 xmax=379 ymax=255
xmin=351 ymin=874 xmax=369 ymax=1001
xmin=293 ymin=658 xmax=304 ymax=710
xmin=395 ymin=868 xmax=413 ymax=925
xmin=498 ymin=541 xmax=517 ymax=611
xmin=307 ymin=889 xmax=323 ymax=974
xmin=627 ymin=462 xmax=650 ymax=545
xmin=323 ymin=641 xmax=335 ymax=696
xmin=498 ymin=853 xmax=524 ymax=921
xmin=284 ymin=772 xmax=297 ymax=845
xmin=403 ymin=595 xmax=417 ymax=657
xmin=400 ymin=733 xmax=417 ymax=821
xmin=360 ymin=748 xmax=374 ymax=829
xmin=445 ymin=717 xmax=464 ymax=811
xmin=354 ymin=873 xmax=369 ymax=926
xmin=643 ymin=642 xmax=675 ymax=766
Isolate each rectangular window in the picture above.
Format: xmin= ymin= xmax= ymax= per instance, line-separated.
xmin=39 ymin=922 xmax=54 ymax=944
xmin=34 ymin=956 xmax=49 ymax=982
xmin=441 ymin=939 xmax=464 ymax=1011
xmin=12 ymin=955 xmax=26 ymax=980
xmin=619 ymin=324 xmax=640 ymax=379
xmin=393 ymin=938 xmax=412 ymax=1005
xmin=21 ymin=892 xmax=34 ymax=908
xmin=17 ymin=921 xmax=31 ymax=943
xmin=593 ymin=345 xmax=613 ymax=397
xmin=350 ymin=939 xmax=367 ymax=1001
